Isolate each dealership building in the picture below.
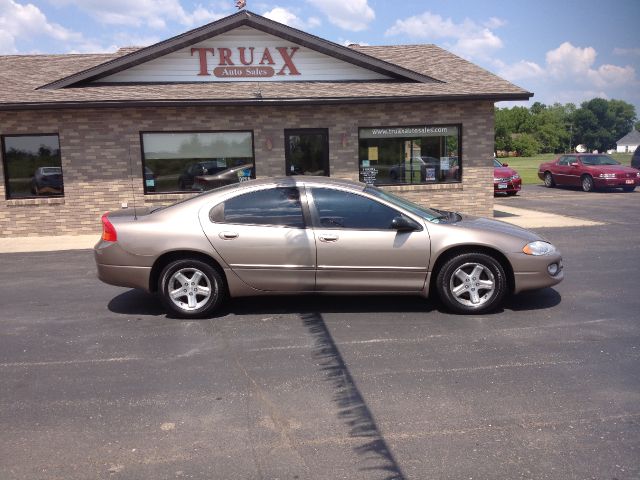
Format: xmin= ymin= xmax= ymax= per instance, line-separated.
xmin=0 ymin=10 xmax=531 ymax=237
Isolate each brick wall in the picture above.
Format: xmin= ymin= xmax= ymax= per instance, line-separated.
xmin=0 ymin=100 xmax=495 ymax=237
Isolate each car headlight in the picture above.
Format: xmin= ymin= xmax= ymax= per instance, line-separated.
xmin=523 ymin=241 xmax=556 ymax=256
xmin=598 ymin=173 xmax=616 ymax=179
xmin=493 ymin=178 xmax=500 ymax=182
xmin=636 ymin=172 xmax=640 ymax=178
xmin=511 ymin=174 xmax=520 ymax=180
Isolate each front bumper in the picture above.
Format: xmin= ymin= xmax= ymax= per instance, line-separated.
xmin=494 ymin=179 xmax=522 ymax=194
xmin=511 ymin=252 xmax=564 ymax=294
xmin=593 ymin=177 xmax=638 ymax=188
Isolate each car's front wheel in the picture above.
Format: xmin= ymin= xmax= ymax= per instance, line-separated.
xmin=581 ymin=175 xmax=595 ymax=192
xmin=159 ymin=259 xmax=226 ymax=318
xmin=622 ymin=185 xmax=635 ymax=192
xmin=543 ymin=172 xmax=555 ymax=188
xmin=436 ymin=253 xmax=507 ymax=314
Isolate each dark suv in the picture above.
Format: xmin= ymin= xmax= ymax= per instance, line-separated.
xmin=632 ymin=147 xmax=640 ymax=170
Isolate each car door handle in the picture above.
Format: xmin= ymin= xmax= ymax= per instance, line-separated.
xmin=219 ymin=231 xmax=239 ymax=240
xmin=319 ymin=233 xmax=339 ymax=242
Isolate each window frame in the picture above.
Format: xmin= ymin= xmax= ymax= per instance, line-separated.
xmin=357 ymin=123 xmax=463 ymax=186
xmin=139 ymin=130 xmax=256 ymax=195
xmin=284 ymin=128 xmax=330 ymax=177
xmin=1 ymin=133 xmax=63 ymax=200
xmin=209 ymin=186 xmax=309 ymax=229
xmin=307 ymin=186 xmax=416 ymax=231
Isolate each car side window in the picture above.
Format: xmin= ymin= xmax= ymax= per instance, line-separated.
xmin=558 ymin=156 xmax=570 ymax=165
xmin=311 ymin=188 xmax=401 ymax=230
xmin=210 ymin=187 xmax=305 ymax=228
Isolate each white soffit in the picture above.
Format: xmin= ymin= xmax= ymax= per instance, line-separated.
xmin=100 ymin=26 xmax=391 ymax=83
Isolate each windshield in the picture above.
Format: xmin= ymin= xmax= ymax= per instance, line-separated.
xmin=364 ymin=185 xmax=448 ymax=222
xmin=493 ymin=159 xmax=503 ymax=168
xmin=581 ymin=155 xmax=620 ymax=166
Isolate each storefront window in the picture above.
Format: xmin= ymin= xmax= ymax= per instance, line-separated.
xmin=140 ymin=131 xmax=255 ymax=193
xmin=358 ymin=125 xmax=461 ymax=186
xmin=1 ymin=134 xmax=63 ymax=199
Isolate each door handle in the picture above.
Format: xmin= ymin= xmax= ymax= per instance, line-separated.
xmin=219 ymin=231 xmax=239 ymax=240
xmin=319 ymin=233 xmax=339 ymax=242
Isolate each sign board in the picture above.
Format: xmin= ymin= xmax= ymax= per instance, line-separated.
xmin=100 ymin=26 xmax=391 ymax=83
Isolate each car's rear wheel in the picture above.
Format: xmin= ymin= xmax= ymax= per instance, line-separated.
xmin=581 ymin=175 xmax=595 ymax=192
xmin=543 ymin=172 xmax=555 ymax=188
xmin=436 ymin=253 xmax=507 ymax=314
xmin=622 ymin=185 xmax=635 ymax=192
xmin=159 ymin=259 xmax=226 ymax=318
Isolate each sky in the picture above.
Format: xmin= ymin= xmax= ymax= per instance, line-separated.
xmin=1 ymin=0 xmax=639 ymax=113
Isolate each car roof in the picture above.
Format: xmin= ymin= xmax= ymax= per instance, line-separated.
xmin=156 ymin=176 xmax=367 ymax=216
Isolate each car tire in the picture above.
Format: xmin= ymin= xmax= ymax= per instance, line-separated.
xmin=543 ymin=172 xmax=555 ymax=188
xmin=159 ymin=259 xmax=226 ymax=318
xmin=622 ymin=186 xmax=635 ymax=192
xmin=581 ymin=175 xmax=595 ymax=192
xmin=436 ymin=253 xmax=507 ymax=314
xmin=506 ymin=191 xmax=518 ymax=196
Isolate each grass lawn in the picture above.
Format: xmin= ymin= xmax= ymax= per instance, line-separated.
xmin=497 ymin=152 xmax=634 ymax=185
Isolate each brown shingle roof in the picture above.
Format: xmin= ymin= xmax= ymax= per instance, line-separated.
xmin=0 ymin=39 xmax=531 ymax=110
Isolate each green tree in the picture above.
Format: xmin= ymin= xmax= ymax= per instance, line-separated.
xmin=511 ymin=133 xmax=540 ymax=157
xmin=573 ymin=98 xmax=636 ymax=151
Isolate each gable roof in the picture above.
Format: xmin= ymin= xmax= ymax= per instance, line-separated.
xmin=0 ymin=12 xmax=533 ymax=111
xmin=617 ymin=129 xmax=640 ymax=145
xmin=39 ymin=10 xmax=437 ymax=90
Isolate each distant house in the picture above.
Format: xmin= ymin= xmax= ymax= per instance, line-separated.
xmin=616 ymin=130 xmax=640 ymax=153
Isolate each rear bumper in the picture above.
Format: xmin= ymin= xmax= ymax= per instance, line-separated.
xmin=96 ymin=262 xmax=152 ymax=291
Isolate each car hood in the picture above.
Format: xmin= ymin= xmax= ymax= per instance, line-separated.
xmin=448 ymin=214 xmax=543 ymax=243
xmin=586 ymin=165 xmax=637 ymax=174
xmin=494 ymin=166 xmax=517 ymax=177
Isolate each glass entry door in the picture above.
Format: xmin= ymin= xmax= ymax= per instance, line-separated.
xmin=284 ymin=129 xmax=330 ymax=176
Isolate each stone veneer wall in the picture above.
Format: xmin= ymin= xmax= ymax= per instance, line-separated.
xmin=0 ymin=100 xmax=495 ymax=237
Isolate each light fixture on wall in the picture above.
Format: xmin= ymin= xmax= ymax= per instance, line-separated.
xmin=265 ymin=136 xmax=273 ymax=150
xmin=341 ymin=132 xmax=348 ymax=148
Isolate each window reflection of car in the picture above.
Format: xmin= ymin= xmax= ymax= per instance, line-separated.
xmin=178 ymin=161 xmax=226 ymax=190
xmin=31 ymin=166 xmax=63 ymax=195
xmin=144 ymin=167 xmax=156 ymax=192
xmin=493 ymin=159 xmax=521 ymax=196
xmin=389 ymin=156 xmax=439 ymax=182
xmin=192 ymin=164 xmax=254 ymax=191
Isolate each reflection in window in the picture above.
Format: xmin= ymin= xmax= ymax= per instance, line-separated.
xmin=213 ymin=187 xmax=304 ymax=228
xmin=311 ymin=188 xmax=400 ymax=230
xmin=358 ymin=126 xmax=461 ymax=186
xmin=140 ymin=131 xmax=255 ymax=194
xmin=1 ymin=135 xmax=63 ymax=199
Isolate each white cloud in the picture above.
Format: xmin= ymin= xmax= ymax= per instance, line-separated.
xmin=0 ymin=0 xmax=82 ymax=53
xmin=384 ymin=12 xmax=504 ymax=60
xmin=495 ymin=60 xmax=545 ymax=81
xmin=307 ymin=0 xmax=374 ymax=32
xmin=49 ymin=0 xmax=225 ymax=29
xmin=262 ymin=7 xmax=321 ymax=29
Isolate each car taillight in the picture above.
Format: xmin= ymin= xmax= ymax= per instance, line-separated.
xmin=101 ymin=213 xmax=117 ymax=242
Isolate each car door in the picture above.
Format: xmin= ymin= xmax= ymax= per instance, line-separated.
xmin=553 ymin=156 xmax=572 ymax=185
xmin=307 ymin=186 xmax=430 ymax=292
xmin=199 ymin=186 xmax=316 ymax=292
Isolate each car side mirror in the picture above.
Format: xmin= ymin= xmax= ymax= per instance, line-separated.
xmin=570 ymin=162 xmax=580 ymax=167
xmin=502 ymin=162 xmax=509 ymax=167
xmin=391 ymin=215 xmax=420 ymax=232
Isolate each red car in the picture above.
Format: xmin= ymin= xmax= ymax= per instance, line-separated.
xmin=538 ymin=153 xmax=639 ymax=192
xmin=494 ymin=159 xmax=522 ymax=195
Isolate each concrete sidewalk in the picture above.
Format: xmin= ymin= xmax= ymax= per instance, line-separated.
xmin=0 ymin=206 xmax=602 ymax=254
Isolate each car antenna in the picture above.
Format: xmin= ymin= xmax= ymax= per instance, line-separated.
xmin=128 ymin=141 xmax=138 ymax=220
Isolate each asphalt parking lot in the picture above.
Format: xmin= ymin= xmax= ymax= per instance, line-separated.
xmin=1 ymin=185 xmax=639 ymax=480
